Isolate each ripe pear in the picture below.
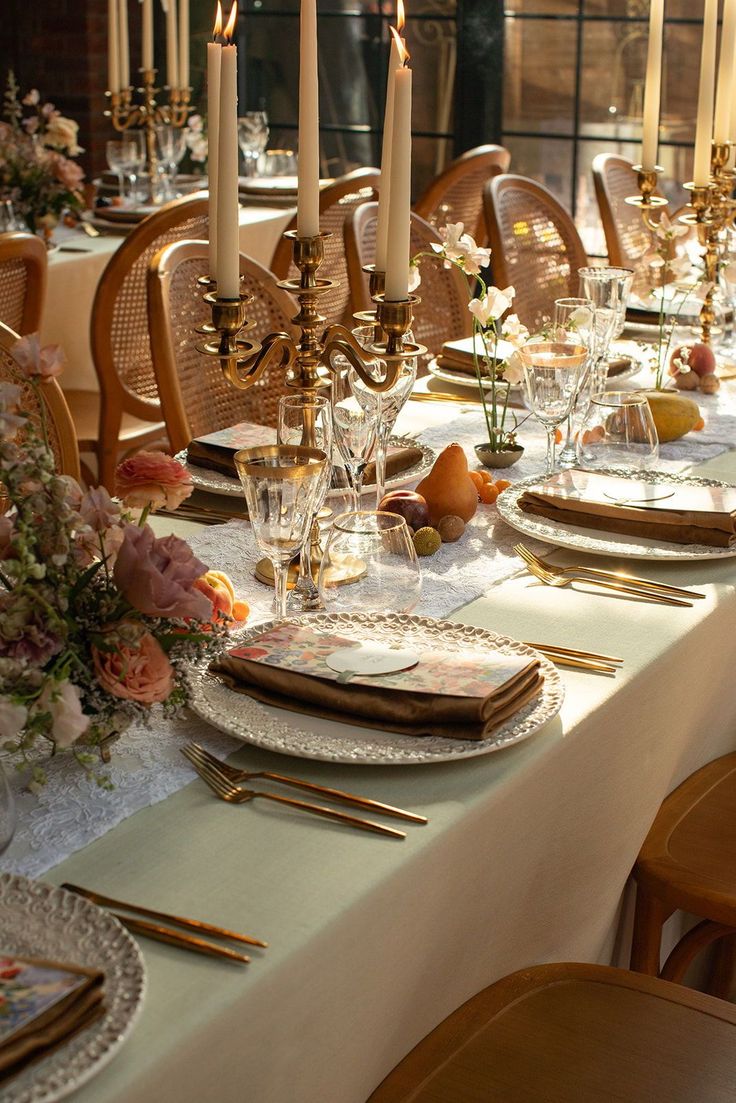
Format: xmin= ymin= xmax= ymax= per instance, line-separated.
xmin=416 ymin=443 xmax=478 ymax=527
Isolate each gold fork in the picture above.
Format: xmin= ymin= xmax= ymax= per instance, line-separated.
xmin=182 ymin=749 xmax=406 ymax=840
xmin=514 ymin=543 xmax=705 ymax=601
xmin=185 ymin=743 xmax=427 ymax=824
xmin=515 ymin=546 xmax=692 ymax=606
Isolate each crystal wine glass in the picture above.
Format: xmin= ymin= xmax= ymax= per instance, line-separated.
xmin=106 ymin=139 xmax=137 ymax=201
xmin=155 ymin=124 xmax=187 ymax=199
xmin=552 ymin=297 xmax=595 ymax=469
xmin=277 ymin=392 xmax=333 ymax=613
xmin=318 ymin=510 xmax=421 ymax=615
xmin=518 ymin=339 xmax=589 ymax=476
xmin=234 ymin=445 xmax=328 ymax=620
xmin=238 ymin=111 xmax=270 ymax=176
xmin=576 ymin=391 xmax=659 ymax=471
xmin=330 ymin=359 xmax=380 ymax=512
xmin=350 ymin=325 xmax=417 ymax=506
xmin=578 ymin=266 xmax=633 ymax=394
xmin=126 ymin=131 xmax=146 ymax=203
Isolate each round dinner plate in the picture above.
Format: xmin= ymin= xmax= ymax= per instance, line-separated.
xmin=0 ymin=874 xmax=146 ymax=1103
xmin=176 ymin=434 xmax=436 ymax=500
xmin=496 ymin=468 xmax=736 ymax=561
xmin=190 ymin=612 xmax=564 ymax=765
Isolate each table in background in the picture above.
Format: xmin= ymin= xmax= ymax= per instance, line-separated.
xmin=43 ymin=204 xmax=294 ymax=392
xmin=32 ymin=400 xmax=736 ymax=1103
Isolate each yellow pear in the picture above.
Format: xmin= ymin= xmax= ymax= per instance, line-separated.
xmin=416 ymin=443 xmax=478 ymax=526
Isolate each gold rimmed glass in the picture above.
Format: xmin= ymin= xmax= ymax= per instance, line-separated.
xmin=518 ymin=339 xmax=589 ymax=476
xmin=234 ymin=445 xmax=328 ymax=620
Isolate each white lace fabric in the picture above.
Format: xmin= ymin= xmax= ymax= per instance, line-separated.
xmin=5 ymin=385 xmax=735 ymax=877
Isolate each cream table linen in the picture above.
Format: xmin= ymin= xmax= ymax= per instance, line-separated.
xmin=30 ymin=445 xmax=736 ymax=1102
xmin=41 ymin=205 xmax=294 ymax=391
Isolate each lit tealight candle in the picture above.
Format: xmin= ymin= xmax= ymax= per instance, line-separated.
xmin=297 ymin=0 xmax=320 ymax=239
xmin=384 ymin=30 xmax=412 ymax=302
xmin=375 ymin=1 xmax=405 ymax=273
xmin=217 ymin=1 xmax=240 ymax=299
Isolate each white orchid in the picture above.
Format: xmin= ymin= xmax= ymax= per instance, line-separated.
xmin=468 ymin=285 xmax=515 ymax=328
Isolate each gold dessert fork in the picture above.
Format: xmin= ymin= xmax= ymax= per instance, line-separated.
xmin=515 ymin=545 xmax=693 ymax=606
xmin=514 ymin=543 xmax=705 ymax=601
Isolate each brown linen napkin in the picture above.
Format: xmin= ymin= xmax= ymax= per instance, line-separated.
xmin=211 ymin=624 xmax=543 ymax=741
xmin=518 ymin=470 xmax=736 ymax=547
xmin=0 ymin=955 xmax=105 ymax=1079
xmin=363 ymin=447 xmax=424 ymax=486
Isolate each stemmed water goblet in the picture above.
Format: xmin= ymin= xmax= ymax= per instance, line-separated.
xmin=234 ymin=445 xmax=327 ymax=620
xmin=576 ymin=391 xmax=659 ymax=471
xmin=126 ymin=131 xmax=146 ymax=203
xmin=518 ymin=338 xmax=589 ymax=476
xmin=238 ymin=111 xmax=270 ymax=176
xmin=330 ymin=359 xmax=380 ymax=511
xmin=155 ymin=124 xmax=187 ymax=199
xmin=349 ymin=325 xmax=417 ymax=506
xmin=552 ymin=297 xmax=595 ymax=469
xmin=277 ymin=392 xmax=333 ymax=613
xmin=106 ymin=139 xmax=138 ymax=202
xmin=578 ymin=266 xmax=632 ymax=393
xmin=318 ymin=511 xmax=421 ymax=615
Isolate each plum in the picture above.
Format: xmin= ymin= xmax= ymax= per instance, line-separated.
xmin=377 ymin=490 xmax=430 ymax=533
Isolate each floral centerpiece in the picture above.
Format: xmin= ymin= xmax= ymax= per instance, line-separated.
xmin=414 ymin=223 xmax=530 ymax=466
xmin=0 ymin=72 xmax=85 ymax=238
xmin=0 ymin=336 xmax=247 ymax=787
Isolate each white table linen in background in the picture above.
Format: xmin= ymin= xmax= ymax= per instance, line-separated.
xmin=42 ymin=205 xmax=294 ymax=391
xmin=3 ymin=397 xmax=736 ymax=1102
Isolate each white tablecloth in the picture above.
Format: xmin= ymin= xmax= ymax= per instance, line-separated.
xmin=5 ymin=399 xmax=736 ymax=1102
xmin=42 ymin=205 xmax=293 ymax=391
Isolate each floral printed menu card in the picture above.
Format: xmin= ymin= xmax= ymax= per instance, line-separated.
xmin=0 ymin=955 xmax=105 ymax=1077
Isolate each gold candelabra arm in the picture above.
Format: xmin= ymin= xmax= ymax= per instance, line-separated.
xmin=625 ymin=164 xmax=668 ymax=232
xmin=321 ymin=323 xmax=401 ymax=391
xmin=167 ymin=86 xmax=192 ymax=127
xmin=219 ymin=332 xmax=295 ymax=391
xmin=106 ymin=88 xmax=142 ymax=131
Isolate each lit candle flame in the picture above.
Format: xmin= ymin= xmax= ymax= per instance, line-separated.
xmin=223 ymin=0 xmax=237 ymax=42
xmin=397 ymin=0 xmax=405 ymax=32
xmin=213 ymin=1 xmax=223 ymax=39
xmin=390 ymin=24 xmax=410 ymax=65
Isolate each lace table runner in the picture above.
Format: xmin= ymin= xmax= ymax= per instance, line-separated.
xmin=5 ymin=388 xmax=735 ymax=878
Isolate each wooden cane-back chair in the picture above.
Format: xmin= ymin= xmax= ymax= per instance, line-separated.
xmin=483 ymin=174 xmax=589 ymax=332
xmin=69 ymin=193 xmax=209 ymax=488
xmin=0 ymin=232 xmax=48 ymax=335
xmin=0 ymin=321 xmax=80 ymax=480
xmin=148 ymin=239 xmax=298 ymax=453
xmin=270 ymin=168 xmax=380 ymax=328
xmin=592 ymin=154 xmax=654 ymax=268
xmin=414 ymin=144 xmax=511 ymax=244
xmin=345 ymin=201 xmax=472 ymax=366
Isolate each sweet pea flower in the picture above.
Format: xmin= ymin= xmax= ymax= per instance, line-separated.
xmin=115 ymin=452 xmax=193 ymax=512
xmin=432 ymin=222 xmax=491 ymax=275
xmin=0 ymin=382 xmax=25 ymax=441
xmin=113 ymin=524 xmax=212 ymax=620
xmin=93 ymin=627 xmax=175 ymax=705
xmin=10 ymin=334 xmax=66 ymax=380
xmin=79 ymin=486 xmax=121 ymax=532
xmin=468 ymin=286 xmax=515 ymax=328
xmin=502 ymin=313 xmax=529 ymax=349
xmin=0 ymin=698 xmax=27 ymax=742
xmin=37 ymin=679 xmax=89 ymax=749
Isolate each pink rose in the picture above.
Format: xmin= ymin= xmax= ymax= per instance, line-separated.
xmin=113 ymin=523 xmax=212 ymax=620
xmin=93 ymin=628 xmax=175 ymax=705
xmin=37 ymin=679 xmax=89 ymax=749
xmin=115 ymin=452 xmax=193 ymax=512
xmin=48 ymin=151 xmax=84 ymax=190
xmin=10 ymin=334 xmax=66 ymax=380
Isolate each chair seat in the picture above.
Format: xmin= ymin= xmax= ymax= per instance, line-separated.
xmin=63 ymin=389 xmax=167 ymax=451
xmin=634 ymin=753 xmax=736 ymax=927
xmin=367 ymin=963 xmax=736 ymax=1103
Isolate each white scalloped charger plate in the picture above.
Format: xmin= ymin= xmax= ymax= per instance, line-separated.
xmin=0 ymin=874 xmax=146 ymax=1103
xmin=496 ymin=468 xmax=736 ymax=561
xmin=190 ymin=612 xmax=563 ymax=765
xmin=176 ymin=434 xmax=436 ymax=501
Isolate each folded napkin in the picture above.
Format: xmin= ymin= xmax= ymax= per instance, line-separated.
xmin=0 ymin=955 xmax=105 ymax=1079
xmin=211 ymin=623 xmax=543 ymax=741
xmin=438 ymin=337 xmax=630 ymax=379
xmin=518 ymin=470 xmax=736 ymax=547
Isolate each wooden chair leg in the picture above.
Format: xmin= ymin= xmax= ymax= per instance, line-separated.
xmin=707 ymin=930 xmax=736 ymax=1000
xmin=97 ymin=402 xmax=121 ymax=492
xmin=630 ymin=885 xmax=673 ymax=975
xmin=660 ymin=920 xmax=735 ymax=983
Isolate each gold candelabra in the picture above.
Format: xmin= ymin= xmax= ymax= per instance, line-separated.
xmin=626 ymin=144 xmax=736 ymax=345
xmin=105 ymin=69 xmax=191 ymax=203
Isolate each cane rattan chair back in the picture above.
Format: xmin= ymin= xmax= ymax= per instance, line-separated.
xmin=0 ymin=321 xmax=80 ymax=480
xmin=148 ymin=239 xmax=298 ymax=453
xmin=88 ymin=192 xmax=208 ymax=487
xmin=484 ymin=174 xmax=589 ymax=332
xmin=592 ymin=154 xmax=653 ymax=268
xmin=0 ymin=232 xmax=48 ymax=335
xmin=270 ymin=168 xmax=380 ymax=328
xmin=415 ymin=144 xmax=511 ymax=244
xmin=345 ymin=202 xmax=472 ymax=366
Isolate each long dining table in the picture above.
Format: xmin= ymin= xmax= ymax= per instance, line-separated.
xmin=8 ymin=382 xmax=733 ymax=1102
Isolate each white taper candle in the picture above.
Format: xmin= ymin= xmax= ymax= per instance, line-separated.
xmin=384 ymin=59 xmax=412 ymax=302
xmin=217 ymin=36 xmax=240 ymax=297
xmin=297 ymin=0 xmax=320 ymax=238
xmin=693 ymin=0 xmax=718 ymax=186
xmin=640 ymin=0 xmax=663 ymax=172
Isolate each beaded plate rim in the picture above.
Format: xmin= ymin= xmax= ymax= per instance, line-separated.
xmin=496 ymin=467 xmax=736 ymax=561
xmin=0 ymin=874 xmax=146 ymax=1103
xmin=189 ymin=612 xmax=564 ymax=765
